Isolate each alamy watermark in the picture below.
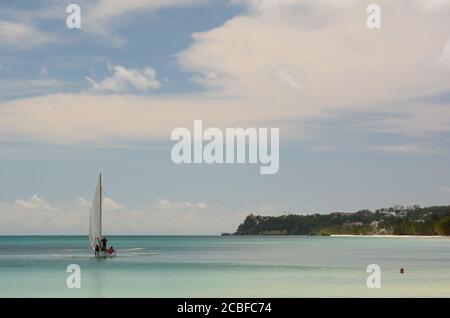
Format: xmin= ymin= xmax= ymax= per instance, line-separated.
xmin=66 ymin=3 xmax=380 ymax=30
xmin=171 ymin=120 xmax=279 ymax=175
xmin=66 ymin=264 xmax=81 ymax=289
xmin=366 ymin=4 xmax=381 ymax=29
xmin=366 ymin=264 xmax=381 ymax=288
xmin=66 ymin=4 xmax=81 ymax=29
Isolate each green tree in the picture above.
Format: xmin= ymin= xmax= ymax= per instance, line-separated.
xmin=434 ymin=217 xmax=450 ymax=235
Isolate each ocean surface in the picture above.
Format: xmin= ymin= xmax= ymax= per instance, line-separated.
xmin=0 ymin=236 xmax=449 ymax=297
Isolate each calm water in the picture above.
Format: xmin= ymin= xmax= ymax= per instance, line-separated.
xmin=0 ymin=236 xmax=449 ymax=297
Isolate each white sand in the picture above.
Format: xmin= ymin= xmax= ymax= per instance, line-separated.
xmin=330 ymin=234 xmax=448 ymax=238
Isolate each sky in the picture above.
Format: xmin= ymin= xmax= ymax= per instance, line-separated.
xmin=1 ymin=0 xmax=450 ymax=234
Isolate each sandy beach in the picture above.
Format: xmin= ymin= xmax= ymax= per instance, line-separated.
xmin=330 ymin=235 xmax=448 ymax=238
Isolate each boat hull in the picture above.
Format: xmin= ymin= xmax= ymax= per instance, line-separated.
xmin=95 ymin=251 xmax=117 ymax=258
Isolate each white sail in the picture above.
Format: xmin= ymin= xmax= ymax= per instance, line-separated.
xmin=89 ymin=174 xmax=102 ymax=249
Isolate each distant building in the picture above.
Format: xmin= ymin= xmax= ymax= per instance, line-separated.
xmin=343 ymin=222 xmax=363 ymax=227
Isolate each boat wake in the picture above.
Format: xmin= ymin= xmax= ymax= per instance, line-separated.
xmin=130 ymin=252 xmax=159 ymax=256
xmin=116 ymin=248 xmax=146 ymax=252
xmin=52 ymin=247 xmax=156 ymax=258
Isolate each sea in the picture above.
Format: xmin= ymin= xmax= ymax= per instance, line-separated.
xmin=0 ymin=235 xmax=449 ymax=297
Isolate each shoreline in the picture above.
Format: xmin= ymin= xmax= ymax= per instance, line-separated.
xmin=330 ymin=234 xmax=448 ymax=238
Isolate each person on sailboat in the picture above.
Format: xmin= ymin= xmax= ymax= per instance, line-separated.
xmin=94 ymin=244 xmax=100 ymax=256
xmin=101 ymin=237 xmax=108 ymax=251
xmin=108 ymin=246 xmax=115 ymax=254
xmin=96 ymin=237 xmax=104 ymax=251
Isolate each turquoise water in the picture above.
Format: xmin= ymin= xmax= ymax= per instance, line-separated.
xmin=0 ymin=236 xmax=449 ymax=297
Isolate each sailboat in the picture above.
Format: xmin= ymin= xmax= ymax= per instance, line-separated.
xmin=57 ymin=175 xmax=151 ymax=258
xmin=90 ymin=174 xmax=117 ymax=258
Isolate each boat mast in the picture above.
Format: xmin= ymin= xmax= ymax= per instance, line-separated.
xmin=99 ymin=173 xmax=102 ymax=239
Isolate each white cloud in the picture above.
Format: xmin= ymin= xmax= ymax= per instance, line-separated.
xmin=76 ymin=196 xmax=125 ymax=210
xmin=0 ymin=78 xmax=73 ymax=99
xmin=0 ymin=2 xmax=212 ymax=64
xmin=86 ymin=64 xmax=160 ymax=93
xmin=414 ymin=0 xmax=450 ymax=11
xmin=1 ymin=0 xmax=450 ymax=151
xmin=0 ymin=195 xmax=87 ymax=234
xmin=14 ymin=195 xmax=55 ymax=210
xmin=82 ymin=0 xmax=206 ymax=42
xmin=179 ymin=0 xmax=450 ymax=109
xmin=0 ymin=93 xmax=281 ymax=144
xmin=275 ymin=66 xmax=303 ymax=92
xmin=75 ymin=197 xmax=90 ymax=208
xmin=437 ymin=37 xmax=450 ymax=69
xmin=104 ymin=196 xmax=125 ymax=210
xmin=437 ymin=186 xmax=450 ymax=193
xmin=157 ymin=198 xmax=208 ymax=210
xmin=0 ymin=19 xmax=58 ymax=49
xmin=0 ymin=0 xmax=207 ymax=46
xmin=0 ymin=196 xmax=247 ymax=235
xmin=372 ymin=144 xmax=442 ymax=155
xmin=85 ymin=0 xmax=205 ymax=22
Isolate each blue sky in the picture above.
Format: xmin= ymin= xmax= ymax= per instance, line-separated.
xmin=1 ymin=0 xmax=450 ymax=234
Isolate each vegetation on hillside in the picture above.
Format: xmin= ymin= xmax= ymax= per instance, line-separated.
xmin=233 ymin=205 xmax=450 ymax=236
